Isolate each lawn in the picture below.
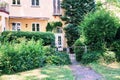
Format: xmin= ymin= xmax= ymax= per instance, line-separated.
xmin=89 ymin=62 xmax=120 ymax=80
xmin=0 ymin=65 xmax=74 ymax=80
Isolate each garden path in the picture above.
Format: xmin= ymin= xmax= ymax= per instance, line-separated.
xmin=69 ymin=54 xmax=104 ymax=80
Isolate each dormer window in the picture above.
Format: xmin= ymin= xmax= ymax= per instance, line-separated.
xmin=32 ymin=0 xmax=39 ymax=6
xmin=12 ymin=0 xmax=20 ymax=5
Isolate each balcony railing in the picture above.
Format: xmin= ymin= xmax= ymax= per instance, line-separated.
xmin=0 ymin=1 xmax=9 ymax=14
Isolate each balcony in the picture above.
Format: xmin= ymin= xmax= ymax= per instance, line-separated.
xmin=0 ymin=1 xmax=9 ymax=14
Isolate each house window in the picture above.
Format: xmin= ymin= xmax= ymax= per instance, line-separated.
xmin=12 ymin=23 xmax=21 ymax=31
xmin=12 ymin=0 xmax=20 ymax=5
xmin=32 ymin=0 xmax=39 ymax=6
xmin=32 ymin=23 xmax=40 ymax=31
xmin=53 ymin=0 xmax=61 ymax=15
xmin=58 ymin=36 xmax=61 ymax=45
xmin=57 ymin=27 xmax=62 ymax=33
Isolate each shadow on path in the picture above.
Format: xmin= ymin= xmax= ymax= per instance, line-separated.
xmin=69 ymin=54 xmax=104 ymax=80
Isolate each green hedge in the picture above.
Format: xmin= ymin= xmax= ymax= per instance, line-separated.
xmin=1 ymin=31 xmax=55 ymax=46
xmin=81 ymin=51 xmax=116 ymax=64
xmin=74 ymin=39 xmax=85 ymax=61
xmin=44 ymin=47 xmax=71 ymax=65
xmin=0 ymin=40 xmax=70 ymax=74
xmin=0 ymin=40 xmax=44 ymax=74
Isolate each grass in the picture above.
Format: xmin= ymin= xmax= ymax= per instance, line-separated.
xmin=41 ymin=66 xmax=74 ymax=80
xmin=0 ymin=65 xmax=74 ymax=80
xmin=88 ymin=62 xmax=120 ymax=80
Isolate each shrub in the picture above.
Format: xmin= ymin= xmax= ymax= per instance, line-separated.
xmin=115 ymin=27 xmax=120 ymax=40
xmin=81 ymin=51 xmax=116 ymax=64
xmin=0 ymin=39 xmax=44 ymax=74
xmin=81 ymin=51 xmax=102 ymax=64
xmin=1 ymin=31 xmax=55 ymax=46
xmin=44 ymin=47 xmax=71 ymax=65
xmin=74 ymin=39 xmax=85 ymax=61
xmin=64 ymin=24 xmax=80 ymax=47
xmin=80 ymin=9 xmax=120 ymax=50
xmin=0 ymin=41 xmax=71 ymax=74
xmin=110 ymin=40 xmax=120 ymax=61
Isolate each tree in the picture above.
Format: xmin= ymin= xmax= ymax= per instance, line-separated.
xmin=61 ymin=0 xmax=95 ymax=46
xmin=80 ymin=9 xmax=120 ymax=50
xmin=61 ymin=0 xmax=95 ymax=25
xmin=64 ymin=24 xmax=80 ymax=46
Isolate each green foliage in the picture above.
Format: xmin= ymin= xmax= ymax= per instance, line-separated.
xmin=81 ymin=51 xmax=102 ymax=64
xmin=0 ymin=41 xmax=70 ymax=74
xmin=110 ymin=40 xmax=120 ymax=61
xmin=81 ymin=51 xmax=116 ymax=64
xmin=44 ymin=47 xmax=71 ymax=65
xmin=74 ymin=39 xmax=85 ymax=61
xmin=61 ymin=0 xmax=95 ymax=25
xmin=46 ymin=23 xmax=53 ymax=32
xmin=46 ymin=21 xmax=62 ymax=32
xmin=1 ymin=31 xmax=55 ymax=46
xmin=115 ymin=27 xmax=120 ymax=40
xmin=0 ymin=39 xmax=44 ymax=74
xmin=64 ymin=24 xmax=80 ymax=46
xmin=80 ymin=9 xmax=120 ymax=50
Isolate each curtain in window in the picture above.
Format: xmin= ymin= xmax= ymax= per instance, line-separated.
xmin=57 ymin=0 xmax=60 ymax=13
xmin=32 ymin=0 xmax=35 ymax=5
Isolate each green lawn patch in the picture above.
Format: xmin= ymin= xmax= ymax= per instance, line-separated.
xmin=41 ymin=65 xmax=74 ymax=80
xmin=89 ymin=63 xmax=120 ymax=80
xmin=0 ymin=65 xmax=74 ymax=80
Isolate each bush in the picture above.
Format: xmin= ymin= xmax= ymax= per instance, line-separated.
xmin=115 ymin=27 xmax=120 ymax=40
xmin=0 ymin=40 xmax=71 ymax=74
xmin=81 ymin=51 xmax=116 ymax=64
xmin=110 ymin=40 xmax=120 ymax=61
xmin=64 ymin=24 xmax=80 ymax=46
xmin=0 ymin=39 xmax=44 ymax=74
xmin=44 ymin=47 xmax=71 ymax=65
xmin=80 ymin=9 xmax=120 ymax=50
xmin=1 ymin=31 xmax=55 ymax=46
xmin=74 ymin=39 xmax=85 ymax=61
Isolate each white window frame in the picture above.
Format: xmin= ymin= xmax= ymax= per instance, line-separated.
xmin=31 ymin=0 xmax=40 ymax=6
xmin=12 ymin=22 xmax=21 ymax=31
xmin=32 ymin=23 xmax=40 ymax=31
xmin=12 ymin=0 xmax=21 ymax=5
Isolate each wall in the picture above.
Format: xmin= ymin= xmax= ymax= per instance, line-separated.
xmin=9 ymin=18 xmax=48 ymax=32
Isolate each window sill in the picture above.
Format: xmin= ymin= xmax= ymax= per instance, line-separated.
xmin=11 ymin=5 xmax=21 ymax=7
xmin=31 ymin=6 xmax=40 ymax=8
xmin=53 ymin=13 xmax=62 ymax=16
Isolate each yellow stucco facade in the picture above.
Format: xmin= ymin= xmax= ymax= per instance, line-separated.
xmin=0 ymin=0 xmax=67 ymax=49
xmin=9 ymin=18 xmax=48 ymax=32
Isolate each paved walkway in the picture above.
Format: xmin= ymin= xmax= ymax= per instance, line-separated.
xmin=69 ymin=54 xmax=104 ymax=80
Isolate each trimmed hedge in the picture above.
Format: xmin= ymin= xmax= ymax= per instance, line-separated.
xmin=1 ymin=31 xmax=55 ymax=46
xmin=0 ymin=40 xmax=71 ymax=74
xmin=0 ymin=40 xmax=44 ymax=74
xmin=44 ymin=47 xmax=71 ymax=65
xmin=74 ymin=39 xmax=85 ymax=61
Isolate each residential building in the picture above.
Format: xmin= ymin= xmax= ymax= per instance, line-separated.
xmin=0 ymin=0 xmax=67 ymax=51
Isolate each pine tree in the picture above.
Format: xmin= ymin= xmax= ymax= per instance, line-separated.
xmin=61 ymin=0 xmax=96 ymax=47
xmin=61 ymin=0 xmax=96 ymax=25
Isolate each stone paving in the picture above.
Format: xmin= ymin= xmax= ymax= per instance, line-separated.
xmin=69 ymin=54 xmax=104 ymax=80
